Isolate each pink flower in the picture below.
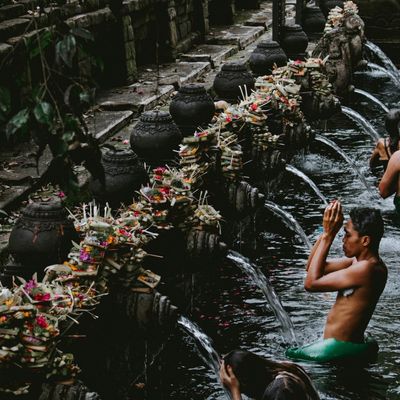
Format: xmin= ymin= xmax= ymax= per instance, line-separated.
xmin=24 ymin=280 xmax=37 ymax=292
xmin=57 ymin=191 xmax=66 ymax=198
xmin=79 ymin=248 xmax=91 ymax=262
xmin=123 ymin=139 xmax=129 ymax=145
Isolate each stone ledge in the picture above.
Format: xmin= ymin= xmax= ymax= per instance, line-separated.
xmin=98 ymin=83 xmax=174 ymax=113
xmin=206 ymin=25 xmax=265 ymax=50
xmin=66 ymin=7 xmax=115 ymax=29
xmin=84 ymin=110 xmax=135 ymax=143
xmin=0 ymin=17 xmax=31 ymax=42
xmin=180 ymin=44 xmax=238 ymax=68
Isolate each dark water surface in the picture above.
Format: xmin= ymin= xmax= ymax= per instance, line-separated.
xmin=164 ymin=77 xmax=400 ymax=399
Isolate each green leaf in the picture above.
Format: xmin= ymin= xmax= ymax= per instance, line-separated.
xmin=55 ymin=34 xmax=76 ymax=68
xmin=29 ymin=30 xmax=53 ymax=59
xmin=71 ymin=27 xmax=94 ymax=42
xmin=62 ymin=131 xmax=75 ymax=143
xmin=0 ymin=87 xmax=11 ymax=115
xmin=6 ymin=108 xmax=29 ymax=140
xmin=33 ymin=102 xmax=54 ymax=126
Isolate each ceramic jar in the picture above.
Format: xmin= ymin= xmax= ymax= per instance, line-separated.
xmin=320 ymin=0 xmax=344 ymax=17
xmin=89 ymin=148 xmax=148 ymax=207
xmin=302 ymin=5 xmax=326 ymax=37
xmin=8 ymin=199 xmax=78 ymax=268
xmin=130 ymin=111 xmax=182 ymax=165
xmin=280 ymin=24 xmax=309 ymax=60
xmin=213 ymin=62 xmax=255 ymax=103
xmin=249 ymin=40 xmax=288 ymax=76
xmin=169 ymin=84 xmax=215 ymax=136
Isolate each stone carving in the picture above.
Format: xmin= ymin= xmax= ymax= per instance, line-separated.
xmin=312 ymin=1 xmax=366 ymax=97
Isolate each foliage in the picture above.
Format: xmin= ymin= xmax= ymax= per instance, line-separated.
xmin=0 ymin=19 xmax=104 ymax=197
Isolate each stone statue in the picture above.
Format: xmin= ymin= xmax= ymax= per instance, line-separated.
xmin=313 ymin=27 xmax=353 ymax=98
xmin=343 ymin=11 xmax=367 ymax=70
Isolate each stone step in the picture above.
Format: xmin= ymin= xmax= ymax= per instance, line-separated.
xmin=205 ymin=25 xmax=265 ymax=50
xmin=0 ymin=4 xmax=25 ymax=22
xmin=0 ymin=18 xmax=30 ymax=42
xmin=84 ymin=110 xmax=135 ymax=143
xmin=180 ymin=44 xmax=238 ymax=68
xmin=97 ymin=83 xmax=175 ymax=114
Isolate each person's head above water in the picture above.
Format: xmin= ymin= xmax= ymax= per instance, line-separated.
xmin=385 ymin=109 xmax=400 ymax=153
xmin=222 ymin=350 xmax=319 ymax=399
xmin=343 ymin=207 xmax=384 ymax=257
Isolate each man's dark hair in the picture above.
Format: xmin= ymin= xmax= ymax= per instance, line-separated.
xmin=350 ymin=207 xmax=384 ymax=251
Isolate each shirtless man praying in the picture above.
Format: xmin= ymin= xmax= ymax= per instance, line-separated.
xmin=286 ymin=200 xmax=387 ymax=362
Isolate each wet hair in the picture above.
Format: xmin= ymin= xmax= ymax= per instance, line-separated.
xmin=385 ymin=109 xmax=400 ymax=154
xmin=223 ymin=350 xmax=319 ymax=400
xmin=349 ymin=207 xmax=384 ymax=252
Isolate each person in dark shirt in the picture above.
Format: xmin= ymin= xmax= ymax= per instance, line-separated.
xmin=219 ymin=350 xmax=320 ymax=400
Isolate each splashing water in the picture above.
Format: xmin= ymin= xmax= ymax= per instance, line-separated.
xmin=365 ymin=41 xmax=400 ymax=82
xmin=314 ymin=134 xmax=374 ymax=194
xmin=227 ymin=250 xmax=298 ymax=345
xmin=286 ymin=164 xmax=328 ymax=206
xmin=341 ymin=106 xmax=381 ymax=142
xmin=177 ymin=316 xmax=231 ymax=397
xmin=354 ymin=88 xmax=389 ymax=114
xmin=264 ymin=200 xmax=312 ymax=250
xmin=367 ymin=62 xmax=400 ymax=87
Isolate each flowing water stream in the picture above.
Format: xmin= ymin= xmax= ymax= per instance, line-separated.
xmin=354 ymin=88 xmax=389 ymax=114
xmin=365 ymin=41 xmax=400 ymax=82
xmin=341 ymin=106 xmax=381 ymax=142
xmin=367 ymin=62 xmax=400 ymax=87
xmin=226 ymin=250 xmax=297 ymax=345
xmin=286 ymin=164 xmax=328 ymax=206
xmin=314 ymin=134 xmax=374 ymax=194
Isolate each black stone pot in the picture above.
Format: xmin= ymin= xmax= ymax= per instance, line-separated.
xmin=89 ymin=148 xmax=148 ymax=208
xmin=280 ymin=24 xmax=309 ymax=60
xmin=320 ymin=0 xmax=344 ymax=17
xmin=249 ymin=40 xmax=288 ymax=76
xmin=302 ymin=5 xmax=326 ymax=38
xmin=213 ymin=62 xmax=255 ymax=103
xmin=169 ymin=84 xmax=215 ymax=136
xmin=7 ymin=199 xmax=78 ymax=271
xmin=130 ymin=111 xmax=182 ymax=166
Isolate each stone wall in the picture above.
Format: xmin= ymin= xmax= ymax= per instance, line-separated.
xmin=0 ymin=0 xmax=262 ymax=93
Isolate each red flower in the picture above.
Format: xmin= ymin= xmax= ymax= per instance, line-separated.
xmin=225 ymin=116 xmax=232 ymax=123
xmin=36 ymin=315 xmax=48 ymax=328
xmin=251 ymin=103 xmax=258 ymax=111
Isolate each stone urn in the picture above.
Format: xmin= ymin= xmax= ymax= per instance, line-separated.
xmin=249 ymin=40 xmax=288 ymax=76
xmin=213 ymin=62 xmax=255 ymax=103
xmin=320 ymin=0 xmax=344 ymax=17
xmin=8 ymin=199 xmax=78 ymax=269
xmin=280 ymin=24 xmax=309 ymax=60
xmin=169 ymin=84 xmax=215 ymax=136
xmin=89 ymin=148 xmax=148 ymax=208
xmin=130 ymin=111 xmax=182 ymax=166
xmin=302 ymin=5 xmax=326 ymax=38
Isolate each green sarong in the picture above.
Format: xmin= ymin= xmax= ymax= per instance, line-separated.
xmin=285 ymin=337 xmax=378 ymax=363
xmin=394 ymin=196 xmax=400 ymax=216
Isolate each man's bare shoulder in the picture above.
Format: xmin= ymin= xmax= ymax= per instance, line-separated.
xmin=349 ymin=258 xmax=386 ymax=273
